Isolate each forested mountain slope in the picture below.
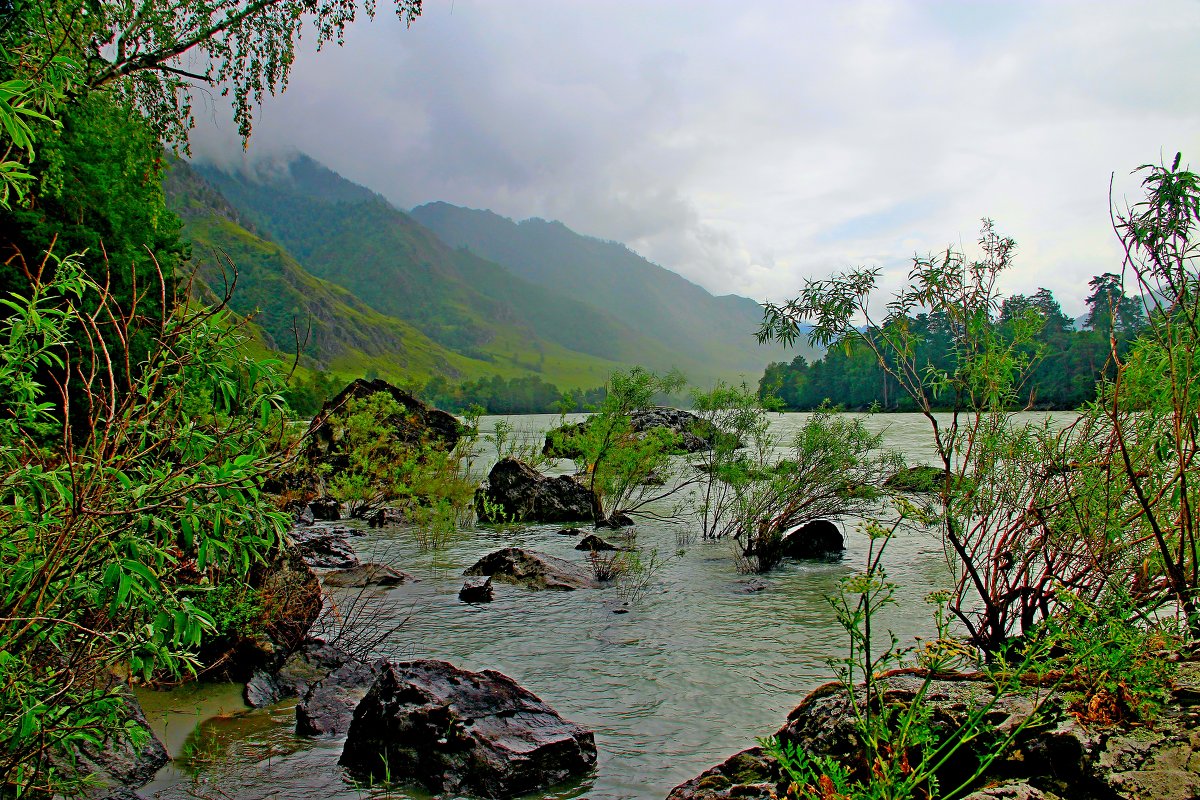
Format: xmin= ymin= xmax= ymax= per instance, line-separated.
xmin=410 ymin=201 xmax=812 ymax=376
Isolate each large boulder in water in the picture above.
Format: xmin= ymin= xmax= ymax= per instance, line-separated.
xmin=464 ymin=547 xmax=599 ymax=591
xmin=68 ymin=686 xmax=169 ymax=795
xmin=339 ymin=660 xmax=597 ymax=798
xmin=474 ymin=457 xmax=598 ymax=523
xmin=303 ymin=378 xmax=460 ymax=473
xmin=543 ymin=406 xmax=718 ymax=458
xmin=780 ymin=519 xmax=845 ymax=560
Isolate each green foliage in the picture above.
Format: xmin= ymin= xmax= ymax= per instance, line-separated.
xmin=725 ymin=407 xmax=899 ymax=573
xmin=565 ymin=367 xmax=689 ymax=523
xmin=764 ymin=516 xmax=1051 ymax=800
xmin=759 ymin=278 xmax=1137 ymax=413
xmin=0 ymin=256 xmax=290 ymax=795
xmin=690 ymin=382 xmax=778 ymax=542
xmin=1 ymin=0 xmax=421 ymax=147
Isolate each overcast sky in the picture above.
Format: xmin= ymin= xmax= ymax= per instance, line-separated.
xmin=192 ymin=0 xmax=1200 ymax=316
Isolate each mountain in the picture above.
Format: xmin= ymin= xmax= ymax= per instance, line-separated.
xmin=409 ymin=202 xmax=808 ymax=378
xmin=194 ymin=155 xmax=782 ymax=386
xmin=165 ymin=158 xmax=478 ymax=381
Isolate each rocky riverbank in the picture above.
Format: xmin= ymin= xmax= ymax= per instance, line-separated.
xmin=668 ymin=663 xmax=1200 ymax=800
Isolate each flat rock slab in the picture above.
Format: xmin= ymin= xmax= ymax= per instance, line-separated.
xmin=289 ymin=525 xmax=360 ymax=570
xmin=323 ymin=563 xmax=415 ymax=588
xmin=340 ymin=659 xmax=597 ymax=799
xmin=464 ymin=547 xmax=599 ymax=591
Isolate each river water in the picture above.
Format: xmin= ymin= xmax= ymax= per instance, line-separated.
xmin=136 ymin=411 xmax=1070 ymax=800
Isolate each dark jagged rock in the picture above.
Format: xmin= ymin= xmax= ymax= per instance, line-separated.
xmin=557 ymin=527 xmax=585 ymax=536
xmin=289 ymin=524 xmax=360 ymax=570
xmin=295 ymin=658 xmax=384 ymax=737
xmin=735 ymin=578 xmax=769 ymax=593
xmin=474 ymin=457 xmax=598 ymax=524
xmin=459 ymin=576 xmax=494 ymax=603
xmin=245 ymin=638 xmax=355 ymax=708
xmin=323 ymin=563 xmax=414 ymax=588
xmin=884 ymin=464 xmax=949 ymax=493
xmin=339 ymin=660 xmax=597 ymax=798
xmin=598 ymin=511 xmax=635 ymax=528
xmin=780 ymin=519 xmax=844 ymax=560
xmin=304 ymin=379 xmax=460 ymax=473
xmin=665 ymin=747 xmax=778 ymax=800
xmin=575 ymin=534 xmax=621 ymax=552
xmin=308 ymin=497 xmax=341 ymax=521
xmin=70 ymin=687 xmax=169 ymax=794
xmin=464 ymin=547 xmax=599 ymax=591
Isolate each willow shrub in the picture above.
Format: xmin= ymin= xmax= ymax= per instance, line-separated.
xmin=0 ymin=251 xmax=290 ymax=796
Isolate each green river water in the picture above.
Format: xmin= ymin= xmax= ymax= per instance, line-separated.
xmin=134 ymin=412 xmax=1068 ymax=800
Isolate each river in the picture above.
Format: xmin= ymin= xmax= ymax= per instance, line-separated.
xmin=136 ymin=411 xmax=1071 ymax=800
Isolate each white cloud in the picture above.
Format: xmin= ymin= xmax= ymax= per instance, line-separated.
xmin=190 ymin=0 xmax=1200 ymax=317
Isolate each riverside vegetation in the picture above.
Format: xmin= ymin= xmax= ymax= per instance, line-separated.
xmin=2 ymin=1 xmax=1200 ymax=798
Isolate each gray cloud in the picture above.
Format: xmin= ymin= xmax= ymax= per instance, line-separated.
xmin=189 ymin=0 xmax=1200 ymax=317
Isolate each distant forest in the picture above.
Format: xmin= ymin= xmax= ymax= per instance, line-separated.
xmin=758 ymin=274 xmax=1145 ymax=411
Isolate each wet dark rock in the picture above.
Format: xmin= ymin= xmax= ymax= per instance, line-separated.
xmin=575 ymin=534 xmax=621 ymax=551
xmin=296 ymin=658 xmax=384 ymax=737
xmin=245 ymin=638 xmax=355 ymax=708
xmin=309 ymin=497 xmax=342 ymax=521
xmin=884 ymin=464 xmax=949 ymax=493
xmin=94 ymin=789 xmax=151 ymax=800
xmin=304 ymin=379 xmax=460 ymax=471
xmin=71 ymin=687 xmax=169 ymax=794
xmin=464 ymin=547 xmax=599 ymax=591
xmin=459 ymin=576 xmax=495 ymax=603
xmin=666 ymin=747 xmax=778 ymax=800
xmin=735 ymin=578 xmax=769 ymax=593
xmin=285 ymin=499 xmax=315 ymax=526
xmin=557 ymin=527 xmax=584 ymax=536
xmin=366 ymin=507 xmax=406 ymax=528
xmin=289 ymin=524 xmax=360 ymax=570
xmin=323 ymin=563 xmax=414 ymax=588
xmin=339 ymin=659 xmax=597 ymax=798
xmin=780 ymin=519 xmax=845 ymax=560
xmin=474 ymin=457 xmax=598 ymax=524
xmin=598 ymin=511 xmax=635 ymax=528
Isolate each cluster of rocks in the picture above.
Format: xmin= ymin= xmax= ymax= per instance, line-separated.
xmin=667 ymin=664 xmax=1200 ymax=800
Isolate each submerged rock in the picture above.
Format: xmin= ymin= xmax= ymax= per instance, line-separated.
xmin=474 ymin=457 xmax=598 ymax=524
xmin=339 ymin=659 xmax=597 ymax=798
xmin=459 ymin=576 xmax=495 ymax=603
xmin=464 ymin=547 xmax=599 ymax=591
xmin=575 ymin=534 xmax=621 ymax=552
xmin=780 ymin=519 xmax=844 ymax=560
xmin=323 ymin=563 xmax=414 ymax=588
